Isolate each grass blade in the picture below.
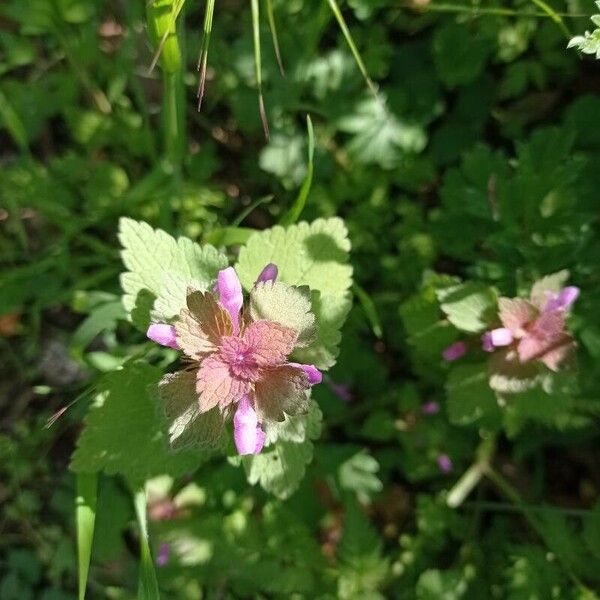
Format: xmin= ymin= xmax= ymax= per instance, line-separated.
xmin=233 ymin=194 xmax=274 ymax=226
xmin=251 ymin=0 xmax=270 ymax=138
xmin=148 ymin=0 xmax=185 ymax=73
xmin=265 ymin=0 xmax=285 ymax=75
xmin=528 ymin=0 xmax=571 ymax=37
xmin=0 ymin=89 xmax=30 ymax=155
xmin=134 ymin=487 xmax=160 ymax=600
xmin=197 ymin=0 xmax=216 ymax=110
xmin=326 ymin=0 xmax=379 ymax=100
xmin=76 ymin=472 xmax=98 ymax=600
xmin=353 ymin=283 xmax=383 ymax=339
xmin=281 ymin=115 xmax=314 ymax=226
xmin=204 ymin=226 xmax=255 ymax=247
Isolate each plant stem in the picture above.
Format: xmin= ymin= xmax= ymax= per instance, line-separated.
xmin=397 ymin=3 xmax=588 ymax=19
xmin=447 ymin=434 xmax=496 ymax=508
xmin=147 ymin=0 xmax=187 ymax=229
xmin=163 ymin=70 xmax=185 ymax=171
xmin=527 ymin=0 xmax=572 ymax=37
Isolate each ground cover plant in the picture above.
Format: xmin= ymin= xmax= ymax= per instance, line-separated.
xmin=2 ymin=0 xmax=600 ymax=598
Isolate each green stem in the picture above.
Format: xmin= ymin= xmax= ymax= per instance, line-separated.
xmin=251 ymin=0 xmax=270 ymax=138
xmin=398 ymin=3 xmax=588 ymax=19
xmin=147 ymin=0 xmax=186 ymax=228
xmin=163 ymin=70 xmax=185 ymax=170
xmin=446 ymin=434 xmax=496 ymax=508
xmin=527 ymin=0 xmax=572 ymax=37
xmin=326 ymin=0 xmax=379 ymax=100
xmin=462 ymin=500 xmax=593 ymax=519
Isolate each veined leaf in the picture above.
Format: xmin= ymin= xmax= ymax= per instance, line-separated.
xmin=70 ymin=362 xmax=207 ymax=484
xmin=240 ymin=400 xmax=322 ymax=499
xmin=119 ymin=218 xmax=227 ymax=330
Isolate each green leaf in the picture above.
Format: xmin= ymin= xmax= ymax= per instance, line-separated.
xmin=502 ymin=387 xmax=573 ymax=437
xmin=568 ymin=25 xmax=600 ymax=60
xmin=240 ymin=400 xmax=322 ymax=499
xmin=446 ymin=364 xmax=502 ymax=427
xmin=339 ymin=451 xmax=383 ymax=503
xmin=505 ymin=545 xmax=564 ymax=600
xmin=76 ymin=473 xmax=97 ymax=600
xmin=71 ymin=299 xmax=126 ymax=352
xmin=70 ymin=362 xmax=206 ymax=484
xmin=249 ymin=281 xmax=316 ymax=348
xmin=416 ymin=569 xmax=470 ymax=600
xmin=237 ymin=218 xmax=353 ymax=369
xmin=438 ymin=282 xmax=498 ymax=333
xmin=133 ymin=487 xmax=159 ymax=600
xmin=400 ymin=288 xmax=458 ymax=367
xmin=433 ymin=22 xmax=494 ymax=87
xmin=119 ymin=218 xmax=228 ymax=330
xmin=236 ymin=218 xmax=352 ymax=296
xmin=337 ymin=96 xmax=426 ymax=168
xmin=353 ymin=283 xmax=383 ymax=339
xmin=259 ymin=132 xmax=307 ymax=189
xmin=488 ymin=351 xmax=546 ymax=395
xmin=293 ymin=290 xmax=352 ymax=370
xmin=337 ymin=499 xmax=388 ymax=600
xmin=583 ymin=502 xmax=600 ymax=559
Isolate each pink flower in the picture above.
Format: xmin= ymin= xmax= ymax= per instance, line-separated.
xmin=325 ymin=377 xmax=353 ymax=402
xmin=217 ymin=267 xmax=244 ymax=334
xmin=147 ymin=323 xmax=179 ymax=349
xmin=484 ymin=281 xmax=578 ymax=373
xmin=233 ymin=395 xmax=266 ymax=455
xmin=421 ymin=401 xmax=440 ymax=415
xmin=442 ymin=341 xmax=467 ymax=361
xmin=150 ymin=265 xmax=321 ymax=454
xmin=289 ymin=362 xmax=323 ymax=385
xmin=437 ymin=454 xmax=453 ymax=474
xmin=255 ymin=263 xmax=278 ymax=285
xmin=156 ymin=542 xmax=170 ymax=567
xmin=544 ymin=286 xmax=579 ymax=313
xmin=481 ymin=328 xmax=513 ymax=353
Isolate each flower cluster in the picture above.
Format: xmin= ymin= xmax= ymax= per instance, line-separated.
xmin=442 ymin=277 xmax=579 ymax=388
xmin=147 ymin=264 xmax=322 ymax=455
xmin=481 ymin=284 xmax=578 ymax=372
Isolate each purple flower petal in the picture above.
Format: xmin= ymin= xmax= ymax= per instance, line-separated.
xmin=544 ymin=286 xmax=579 ymax=313
xmin=216 ymin=267 xmax=243 ymax=333
xmin=481 ymin=332 xmax=494 ymax=353
xmin=421 ymin=401 xmax=440 ymax=415
xmin=147 ymin=324 xmax=179 ymax=349
xmin=289 ymin=362 xmax=322 ymax=385
xmin=481 ymin=328 xmax=513 ymax=352
xmin=254 ymin=426 xmax=266 ymax=454
xmin=442 ymin=341 xmax=467 ymax=362
xmin=436 ymin=454 xmax=453 ymax=474
xmin=156 ymin=542 xmax=170 ymax=567
xmin=327 ymin=380 xmax=353 ymax=402
xmin=489 ymin=328 xmax=513 ymax=346
xmin=255 ymin=263 xmax=278 ymax=284
xmin=233 ymin=396 xmax=265 ymax=455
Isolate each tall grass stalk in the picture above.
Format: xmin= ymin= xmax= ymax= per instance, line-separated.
xmin=147 ymin=0 xmax=187 ymax=227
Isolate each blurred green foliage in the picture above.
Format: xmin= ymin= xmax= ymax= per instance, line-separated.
xmin=2 ymin=0 xmax=600 ymax=597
